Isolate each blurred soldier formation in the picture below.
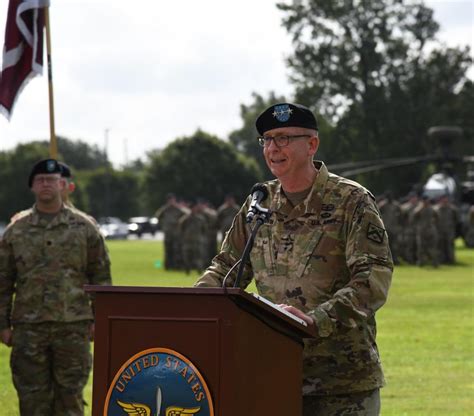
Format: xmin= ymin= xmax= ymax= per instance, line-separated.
xmin=155 ymin=194 xmax=239 ymax=273
xmin=378 ymin=191 xmax=460 ymax=267
xmin=156 ymin=189 xmax=467 ymax=272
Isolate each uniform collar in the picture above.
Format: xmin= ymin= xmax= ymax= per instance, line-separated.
xmin=270 ymin=161 xmax=329 ymax=220
xmin=29 ymin=204 xmax=71 ymax=227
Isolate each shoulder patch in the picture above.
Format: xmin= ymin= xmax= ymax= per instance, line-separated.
xmin=366 ymin=222 xmax=385 ymax=244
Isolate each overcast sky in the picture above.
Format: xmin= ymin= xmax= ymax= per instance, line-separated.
xmin=0 ymin=0 xmax=472 ymax=166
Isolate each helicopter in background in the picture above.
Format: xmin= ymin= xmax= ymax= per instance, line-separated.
xmin=328 ymin=126 xmax=474 ymax=247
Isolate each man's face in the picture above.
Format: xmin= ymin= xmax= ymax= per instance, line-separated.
xmin=31 ymin=173 xmax=64 ymax=203
xmin=262 ymin=127 xmax=319 ymax=181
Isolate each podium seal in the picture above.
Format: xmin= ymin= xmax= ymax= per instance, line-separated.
xmin=104 ymin=347 xmax=214 ymax=415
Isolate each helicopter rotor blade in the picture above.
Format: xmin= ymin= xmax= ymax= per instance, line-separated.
xmin=329 ymin=155 xmax=438 ymax=177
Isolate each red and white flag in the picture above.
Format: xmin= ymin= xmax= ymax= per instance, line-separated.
xmin=0 ymin=0 xmax=50 ymax=120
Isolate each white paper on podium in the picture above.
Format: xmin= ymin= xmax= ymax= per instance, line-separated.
xmin=250 ymin=293 xmax=308 ymax=327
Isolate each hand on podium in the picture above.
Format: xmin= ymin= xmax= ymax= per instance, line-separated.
xmin=277 ymin=304 xmax=316 ymax=328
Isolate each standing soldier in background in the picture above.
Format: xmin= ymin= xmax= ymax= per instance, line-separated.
xmin=413 ymin=195 xmax=439 ymax=267
xmin=217 ymin=194 xmax=240 ymax=243
xmin=0 ymin=159 xmax=111 ymax=416
xmin=435 ymin=195 xmax=459 ymax=264
xmin=58 ymin=162 xmax=76 ymax=205
xmin=179 ymin=201 xmax=209 ymax=274
xmin=466 ymin=204 xmax=474 ymax=247
xmin=378 ymin=192 xmax=402 ymax=265
xmin=155 ymin=194 xmax=189 ymax=270
xmin=58 ymin=162 xmax=102 ymax=230
xmin=201 ymin=200 xmax=219 ymax=265
xmin=400 ymin=192 xmax=419 ymax=264
xmin=9 ymin=161 xmax=78 ymax=224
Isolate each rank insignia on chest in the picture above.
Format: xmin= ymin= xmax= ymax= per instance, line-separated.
xmin=366 ymin=223 xmax=385 ymax=244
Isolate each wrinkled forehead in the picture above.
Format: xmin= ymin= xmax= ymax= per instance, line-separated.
xmin=262 ymin=126 xmax=315 ymax=136
xmin=34 ymin=173 xmax=62 ymax=179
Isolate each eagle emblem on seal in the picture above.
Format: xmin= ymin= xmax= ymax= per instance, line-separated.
xmin=116 ymin=387 xmax=200 ymax=416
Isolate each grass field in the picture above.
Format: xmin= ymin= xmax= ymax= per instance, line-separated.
xmin=0 ymin=240 xmax=472 ymax=415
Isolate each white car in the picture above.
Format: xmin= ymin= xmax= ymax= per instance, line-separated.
xmin=98 ymin=217 xmax=129 ymax=239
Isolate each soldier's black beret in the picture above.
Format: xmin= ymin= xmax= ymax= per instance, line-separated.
xmin=28 ymin=158 xmax=62 ymax=187
xmin=59 ymin=162 xmax=72 ymax=179
xmin=256 ymin=102 xmax=318 ymax=135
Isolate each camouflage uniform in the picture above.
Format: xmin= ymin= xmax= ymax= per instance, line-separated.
xmin=179 ymin=209 xmax=209 ymax=273
xmin=155 ymin=202 xmax=188 ymax=270
xmin=195 ymin=162 xmax=393 ymax=402
xmin=435 ymin=200 xmax=459 ymax=264
xmin=303 ymin=388 xmax=380 ymax=415
xmin=466 ymin=205 xmax=474 ymax=247
xmin=378 ymin=198 xmax=401 ymax=264
xmin=0 ymin=204 xmax=111 ymax=415
xmin=201 ymin=204 xmax=219 ymax=265
xmin=399 ymin=197 xmax=418 ymax=264
xmin=216 ymin=199 xmax=240 ymax=241
xmin=413 ymin=201 xmax=439 ymax=267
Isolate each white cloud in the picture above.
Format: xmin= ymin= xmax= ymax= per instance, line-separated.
xmin=0 ymin=0 xmax=472 ymax=166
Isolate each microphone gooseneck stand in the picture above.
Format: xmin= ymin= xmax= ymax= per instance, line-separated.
xmin=231 ymin=207 xmax=272 ymax=289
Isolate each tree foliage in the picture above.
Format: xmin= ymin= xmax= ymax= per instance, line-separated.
xmin=144 ymin=130 xmax=262 ymax=210
xmin=277 ymin=0 xmax=473 ymax=195
xmin=80 ymin=168 xmax=142 ymax=220
xmin=229 ymin=92 xmax=288 ymax=180
xmin=41 ymin=136 xmax=110 ymax=170
xmin=0 ymin=139 xmax=129 ymax=222
xmin=0 ymin=143 xmax=49 ymax=220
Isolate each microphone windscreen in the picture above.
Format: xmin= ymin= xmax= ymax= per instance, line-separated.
xmin=250 ymin=183 xmax=268 ymax=201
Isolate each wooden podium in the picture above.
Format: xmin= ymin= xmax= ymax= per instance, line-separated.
xmin=85 ymin=286 xmax=315 ymax=416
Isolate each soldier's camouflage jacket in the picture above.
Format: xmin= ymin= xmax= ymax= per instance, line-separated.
xmin=195 ymin=162 xmax=393 ymax=395
xmin=0 ymin=204 xmax=111 ymax=330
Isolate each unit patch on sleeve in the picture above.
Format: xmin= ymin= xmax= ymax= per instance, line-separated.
xmin=366 ymin=223 xmax=385 ymax=244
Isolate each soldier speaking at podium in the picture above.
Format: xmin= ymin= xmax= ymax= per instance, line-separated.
xmin=195 ymin=103 xmax=393 ymax=415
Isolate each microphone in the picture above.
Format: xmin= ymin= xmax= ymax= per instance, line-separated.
xmin=229 ymin=183 xmax=272 ymax=288
xmin=246 ymin=183 xmax=269 ymax=223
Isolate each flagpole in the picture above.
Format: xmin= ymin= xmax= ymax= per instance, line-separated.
xmin=44 ymin=6 xmax=57 ymax=158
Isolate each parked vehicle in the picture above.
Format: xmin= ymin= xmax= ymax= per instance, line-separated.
xmin=127 ymin=216 xmax=159 ymax=238
xmin=98 ymin=217 xmax=129 ymax=239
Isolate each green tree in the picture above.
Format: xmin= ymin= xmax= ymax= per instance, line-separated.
xmin=81 ymin=168 xmax=142 ymax=220
xmin=277 ymin=0 xmax=472 ymax=195
xmin=40 ymin=136 xmax=109 ymax=170
xmin=144 ymin=130 xmax=262 ymax=211
xmin=229 ymin=92 xmax=288 ymax=179
xmin=0 ymin=143 xmax=49 ymax=221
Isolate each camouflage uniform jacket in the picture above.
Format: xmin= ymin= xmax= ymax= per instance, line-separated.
xmin=155 ymin=203 xmax=189 ymax=235
xmin=217 ymin=202 xmax=240 ymax=234
xmin=0 ymin=204 xmax=112 ymax=330
xmin=195 ymin=161 xmax=393 ymax=395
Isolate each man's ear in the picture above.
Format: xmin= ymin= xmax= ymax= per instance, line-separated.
xmin=308 ymin=135 xmax=319 ymax=156
xmin=68 ymin=182 xmax=76 ymax=194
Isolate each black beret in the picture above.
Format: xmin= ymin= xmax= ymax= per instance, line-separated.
xmin=28 ymin=159 xmax=62 ymax=187
xmin=256 ymin=102 xmax=318 ymax=135
xmin=59 ymin=162 xmax=72 ymax=179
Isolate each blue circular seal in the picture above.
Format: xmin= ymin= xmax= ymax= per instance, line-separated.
xmin=104 ymin=348 xmax=214 ymax=416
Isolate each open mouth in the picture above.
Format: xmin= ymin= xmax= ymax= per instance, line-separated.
xmin=270 ymin=157 xmax=287 ymax=165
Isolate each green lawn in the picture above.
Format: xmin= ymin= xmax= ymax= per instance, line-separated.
xmin=0 ymin=240 xmax=472 ymax=415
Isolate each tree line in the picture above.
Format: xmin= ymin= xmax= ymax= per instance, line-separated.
xmin=0 ymin=0 xmax=472 ymax=222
